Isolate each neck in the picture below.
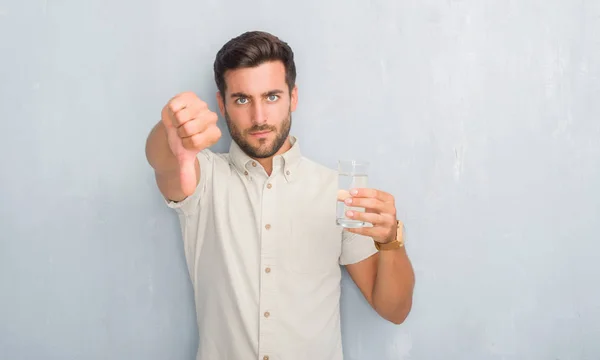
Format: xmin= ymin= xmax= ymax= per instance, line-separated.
xmin=255 ymin=136 xmax=292 ymax=176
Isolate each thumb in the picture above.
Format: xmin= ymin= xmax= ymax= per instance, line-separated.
xmin=179 ymin=156 xmax=198 ymax=197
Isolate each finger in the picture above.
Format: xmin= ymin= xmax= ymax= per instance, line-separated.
xmin=181 ymin=126 xmax=221 ymax=151
xmin=337 ymin=189 xmax=351 ymax=202
xmin=179 ymin=157 xmax=198 ymax=196
xmin=350 ymin=188 xmax=394 ymax=203
xmin=167 ymin=96 xmax=188 ymax=114
xmin=168 ymin=92 xmax=207 ymax=115
xmin=168 ymin=95 xmax=208 ymax=127
xmin=177 ymin=111 xmax=218 ymax=138
xmin=348 ymin=209 xmax=397 ymax=228
xmin=344 ymin=226 xmax=388 ymax=241
xmin=171 ymin=107 xmax=194 ymax=128
xmin=345 ymin=197 xmax=383 ymax=212
xmin=345 ymin=197 xmax=395 ymax=216
xmin=170 ymin=103 xmax=208 ymax=128
xmin=345 ymin=209 xmax=384 ymax=225
xmin=161 ymin=103 xmax=192 ymax=129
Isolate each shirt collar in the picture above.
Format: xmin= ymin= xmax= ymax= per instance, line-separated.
xmin=229 ymin=136 xmax=302 ymax=182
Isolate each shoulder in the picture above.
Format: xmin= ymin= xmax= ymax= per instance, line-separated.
xmin=197 ymin=148 xmax=230 ymax=165
xmin=198 ymin=148 xmax=242 ymax=178
xmin=302 ymin=156 xmax=335 ymax=173
xmin=299 ymin=156 xmax=337 ymax=183
xmin=191 ymin=149 xmax=235 ymax=180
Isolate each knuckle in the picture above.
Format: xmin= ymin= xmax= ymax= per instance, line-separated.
xmin=212 ymin=126 xmax=222 ymax=139
xmin=181 ymin=91 xmax=196 ymax=101
xmin=178 ymin=122 xmax=191 ymax=137
xmin=206 ymin=129 xmax=219 ymax=146
xmin=386 ymin=217 xmax=395 ymax=228
xmin=183 ymin=134 xmax=198 ymax=149
xmin=194 ymin=133 xmax=209 ymax=149
xmin=167 ymin=96 xmax=181 ymax=112
xmin=197 ymin=110 xmax=209 ymax=122
xmin=174 ymin=111 xmax=186 ymax=125
xmin=200 ymin=109 xmax=217 ymax=123
xmin=190 ymin=134 xmax=201 ymax=147
xmin=196 ymin=103 xmax=208 ymax=115
xmin=187 ymin=93 xmax=205 ymax=107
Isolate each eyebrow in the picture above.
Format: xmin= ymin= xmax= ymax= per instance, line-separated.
xmin=229 ymin=89 xmax=285 ymax=99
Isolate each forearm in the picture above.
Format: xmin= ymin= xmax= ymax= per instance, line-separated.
xmin=372 ymin=247 xmax=415 ymax=324
xmin=145 ymin=120 xmax=199 ymax=201
xmin=145 ymin=121 xmax=179 ymax=173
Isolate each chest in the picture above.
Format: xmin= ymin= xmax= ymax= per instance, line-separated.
xmin=210 ymin=169 xmax=343 ymax=274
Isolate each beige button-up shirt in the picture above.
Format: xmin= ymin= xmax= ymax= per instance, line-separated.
xmin=167 ymin=137 xmax=377 ymax=360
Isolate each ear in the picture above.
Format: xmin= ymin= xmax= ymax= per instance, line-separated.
xmin=216 ymin=91 xmax=225 ymax=117
xmin=290 ymin=85 xmax=298 ymax=112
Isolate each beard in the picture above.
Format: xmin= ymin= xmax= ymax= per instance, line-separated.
xmin=224 ymin=109 xmax=292 ymax=159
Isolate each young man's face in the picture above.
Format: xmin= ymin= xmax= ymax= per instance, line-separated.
xmin=217 ymin=60 xmax=298 ymax=159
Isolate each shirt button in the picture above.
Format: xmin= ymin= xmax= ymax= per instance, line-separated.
xmin=244 ymin=171 xmax=248 ymax=175
xmin=265 ymin=224 xmax=271 ymax=230
xmin=286 ymin=170 xmax=290 ymax=175
xmin=263 ymin=356 xmax=269 ymax=360
xmin=265 ymin=267 xmax=271 ymax=273
xmin=266 ymin=183 xmax=272 ymax=189
xmin=264 ymin=311 xmax=270 ymax=318
xmin=252 ymin=162 xmax=257 ymax=167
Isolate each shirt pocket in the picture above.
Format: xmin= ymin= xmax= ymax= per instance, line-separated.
xmin=282 ymin=218 xmax=342 ymax=274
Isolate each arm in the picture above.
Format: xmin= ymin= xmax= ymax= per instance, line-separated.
xmin=343 ymin=189 xmax=415 ymax=324
xmin=145 ymin=92 xmax=221 ymax=202
xmin=346 ymin=245 xmax=415 ymax=324
xmin=145 ymin=120 xmax=201 ymax=202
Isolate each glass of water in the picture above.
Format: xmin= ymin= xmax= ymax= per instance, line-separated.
xmin=336 ymin=160 xmax=369 ymax=228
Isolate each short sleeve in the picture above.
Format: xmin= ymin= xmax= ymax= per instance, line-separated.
xmin=339 ymin=230 xmax=378 ymax=265
xmin=165 ymin=149 xmax=214 ymax=216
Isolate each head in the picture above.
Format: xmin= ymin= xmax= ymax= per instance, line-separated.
xmin=214 ymin=31 xmax=298 ymax=159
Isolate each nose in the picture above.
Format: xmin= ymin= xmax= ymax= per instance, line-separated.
xmin=251 ymin=101 xmax=267 ymax=125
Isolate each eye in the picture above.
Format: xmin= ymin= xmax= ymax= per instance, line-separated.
xmin=235 ymin=97 xmax=249 ymax=105
xmin=267 ymin=94 xmax=279 ymax=102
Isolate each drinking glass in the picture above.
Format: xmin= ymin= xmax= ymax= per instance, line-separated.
xmin=336 ymin=160 xmax=369 ymax=228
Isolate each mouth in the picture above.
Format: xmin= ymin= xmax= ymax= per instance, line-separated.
xmin=248 ymin=130 xmax=272 ymax=138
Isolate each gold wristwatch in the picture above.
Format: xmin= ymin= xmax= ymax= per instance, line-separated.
xmin=374 ymin=220 xmax=405 ymax=251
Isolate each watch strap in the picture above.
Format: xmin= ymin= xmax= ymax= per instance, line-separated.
xmin=374 ymin=220 xmax=404 ymax=251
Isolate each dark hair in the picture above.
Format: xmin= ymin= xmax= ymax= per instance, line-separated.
xmin=213 ymin=31 xmax=296 ymax=97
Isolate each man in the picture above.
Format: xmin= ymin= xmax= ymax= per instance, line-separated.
xmin=145 ymin=30 xmax=415 ymax=360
